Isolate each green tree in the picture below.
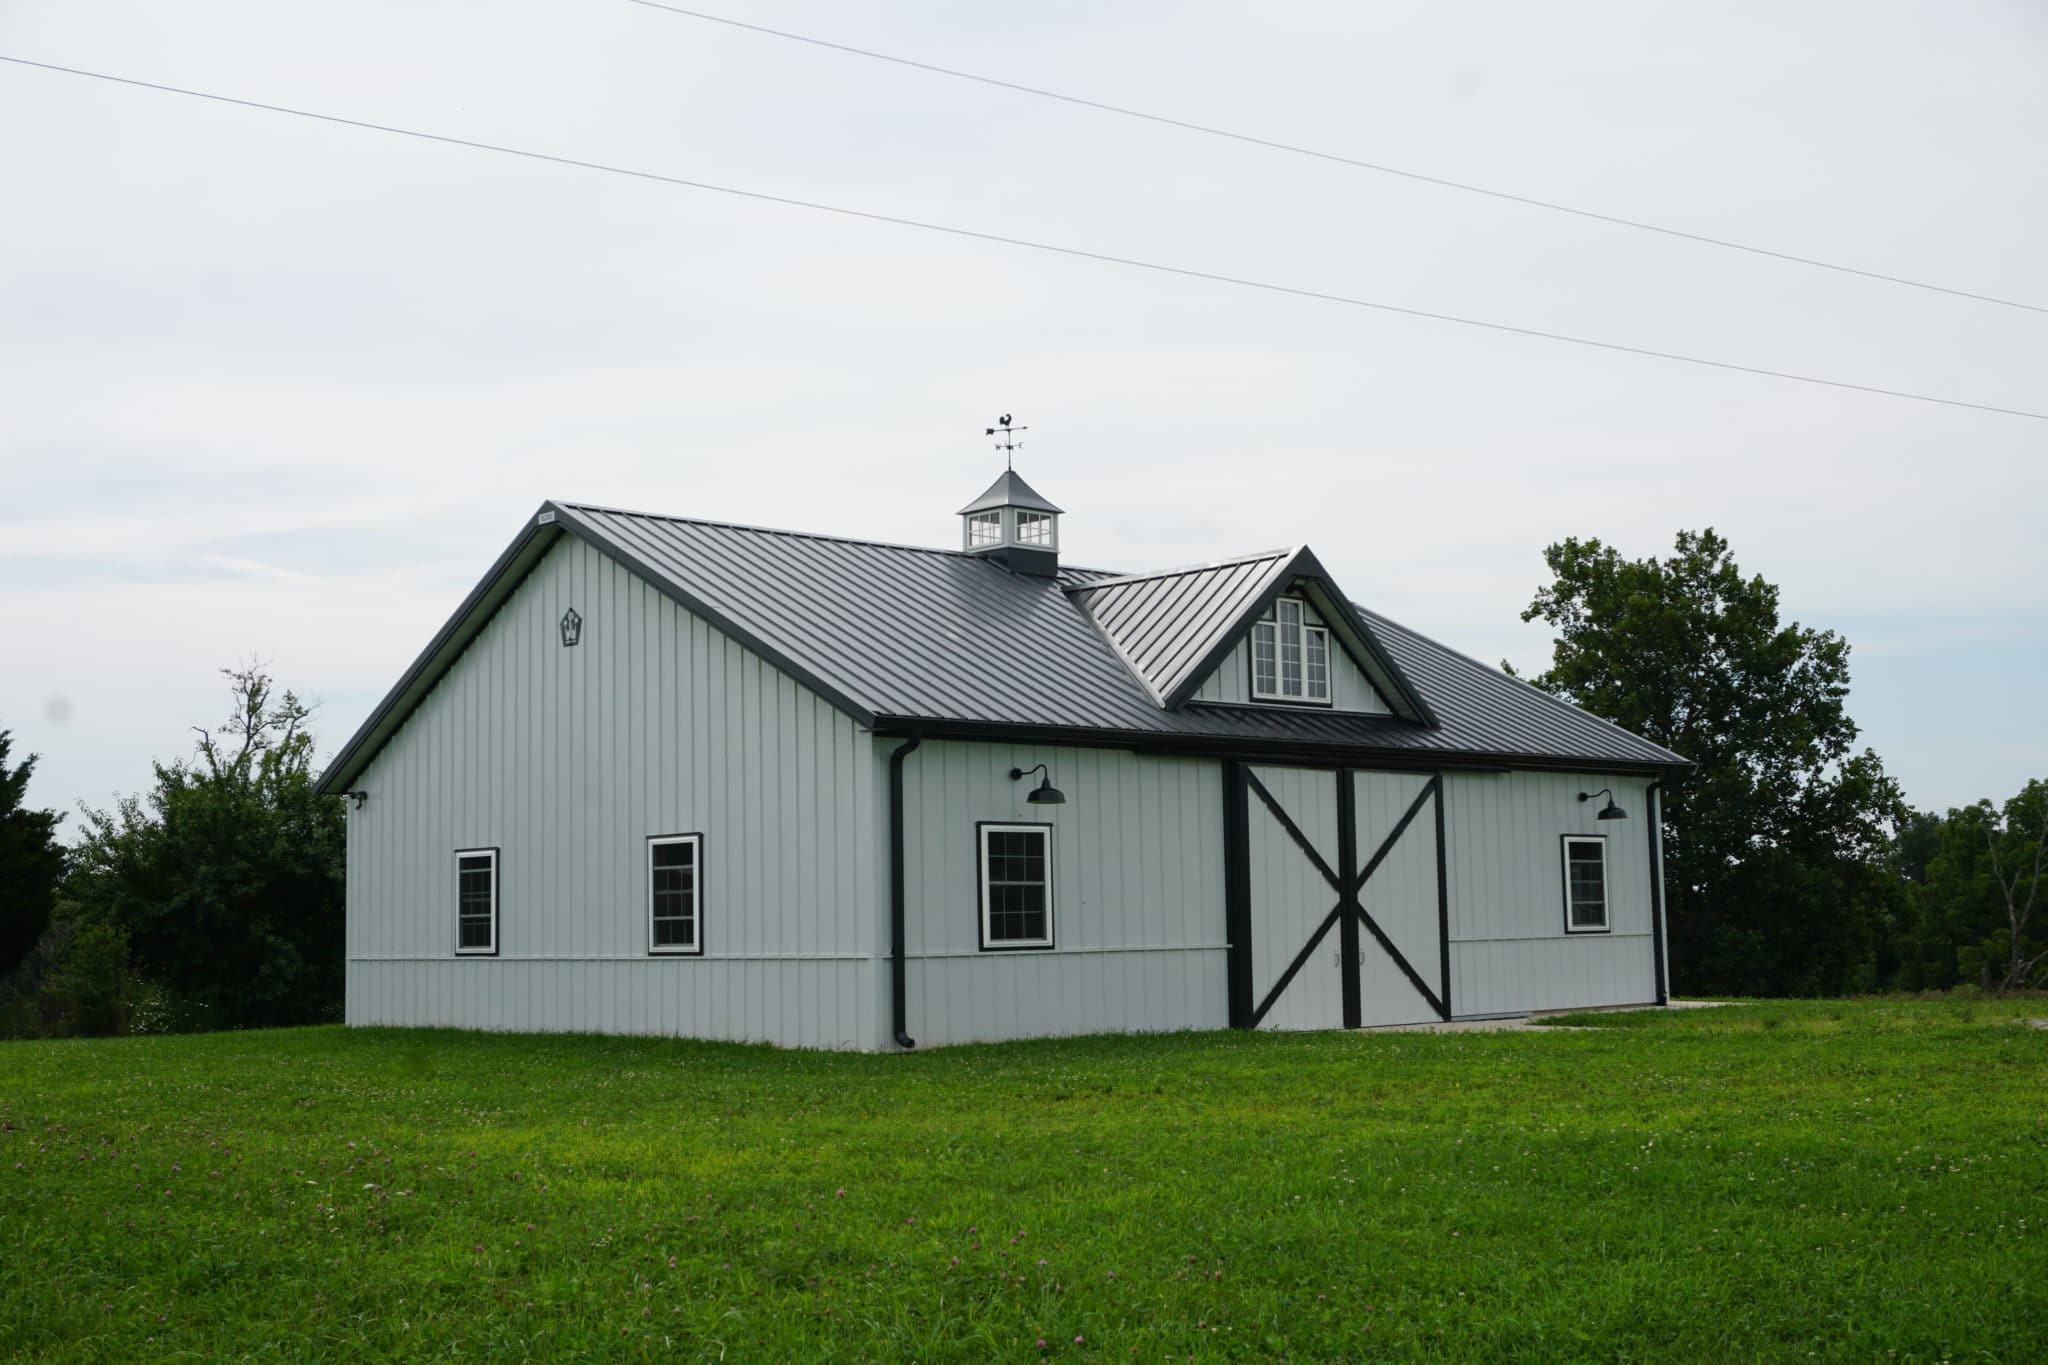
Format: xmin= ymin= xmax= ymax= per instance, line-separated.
xmin=0 ymin=730 xmax=66 ymax=976
xmin=1518 ymin=529 xmax=1903 ymax=996
xmin=68 ymin=664 xmax=345 ymax=1029
xmin=1905 ymin=782 xmax=2048 ymax=992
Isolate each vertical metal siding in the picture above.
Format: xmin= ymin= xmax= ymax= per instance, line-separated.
xmin=1442 ymin=771 xmax=1658 ymax=1015
xmin=894 ymin=739 xmax=1227 ymax=1047
xmin=345 ymin=537 xmax=878 ymax=1048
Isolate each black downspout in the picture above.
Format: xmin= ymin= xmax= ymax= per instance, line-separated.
xmin=888 ymin=733 xmax=922 ymax=1049
xmin=1646 ymin=780 xmax=1669 ymax=1006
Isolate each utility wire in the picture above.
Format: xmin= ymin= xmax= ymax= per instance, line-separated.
xmin=3 ymin=53 xmax=2043 ymax=423
xmin=624 ymin=0 xmax=2048 ymax=317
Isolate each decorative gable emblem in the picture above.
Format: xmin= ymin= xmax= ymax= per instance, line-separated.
xmin=559 ymin=608 xmax=583 ymax=648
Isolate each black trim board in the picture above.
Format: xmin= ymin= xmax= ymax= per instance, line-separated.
xmin=1242 ymin=770 xmax=1341 ymax=889
xmin=1336 ymin=770 xmax=1362 ymax=1029
xmin=975 ymin=820 xmax=1057 ymax=952
xmin=645 ymin=832 xmax=707 ymax=957
xmin=1560 ymin=834 xmax=1613 ymax=934
xmin=1240 ymin=768 xmax=1449 ymax=1028
xmin=548 ymin=502 xmax=879 ymax=727
xmin=321 ymin=504 xmax=1687 ymax=798
xmin=316 ymin=500 xmax=883 ymax=797
xmin=872 ymin=716 xmax=1679 ymax=780
xmin=453 ymin=846 xmax=501 ymax=958
xmin=1159 ymin=546 xmax=1438 ymax=726
xmin=317 ymin=519 xmax=561 ymax=795
xmin=1223 ymin=762 xmax=1254 ymax=1029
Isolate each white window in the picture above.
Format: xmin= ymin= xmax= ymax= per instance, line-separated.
xmin=1562 ymin=836 xmax=1609 ymax=933
xmin=1014 ymin=510 xmax=1055 ymax=546
xmin=967 ymin=511 xmax=1001 ymax=546
xmin=979 ymin=823 xmax=1054 ymax=950
xmin=648 ymin=834 xmax=703 ymax=954
xmin=1249 ymin=597 xmax=1332 ymax=704
xmin=455 ymin=848 xmax=498 ymax=954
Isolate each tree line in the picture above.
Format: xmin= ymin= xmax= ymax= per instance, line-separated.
xmin=2 ymin=665 xmax=343 ymax=1038
xmin=2 ymin=531 xmax=2042 ymax=1036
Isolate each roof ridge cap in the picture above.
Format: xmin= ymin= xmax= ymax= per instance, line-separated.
xmin=1065 ymin=546 xmax=1298 ymax=592
xmin=554 ymin=500 xmax=973 ymax=559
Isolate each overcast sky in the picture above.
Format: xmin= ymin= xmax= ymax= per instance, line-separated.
xmin=4 ymin=0 xmax=2044 ymax=830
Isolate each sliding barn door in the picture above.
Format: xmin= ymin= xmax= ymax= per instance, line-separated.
xmin=1227 ymin=763 xmax=1450 ymax=1031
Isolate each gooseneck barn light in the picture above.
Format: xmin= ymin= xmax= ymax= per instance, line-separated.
xmin=1578 ymin=788 xmax=1628 ymax=821
xmin=1009 ymin=763 xmax=1066 ymax=806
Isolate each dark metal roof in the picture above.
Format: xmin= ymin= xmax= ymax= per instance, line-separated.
xmin=317 ymin=500 xmax=1686 ymax=793
xmin=1066 ymin=548 xmax=1437 ymax=725
xmin=1066 ymin=551 xmax=1293 ymax=705
xmin=957 ymin=470 xmax=1063 ymax=515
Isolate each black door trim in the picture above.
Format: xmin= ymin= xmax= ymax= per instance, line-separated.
xmin=1243 ymin=769 xmax=1342 ymax=891
xmin=1235 ymin=766 xmax=1454 ymax=1028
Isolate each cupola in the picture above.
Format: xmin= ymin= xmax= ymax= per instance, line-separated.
xmin=959 ymin=469 xmax=1062 ymax=576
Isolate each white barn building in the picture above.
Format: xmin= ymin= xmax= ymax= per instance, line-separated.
xmin=317 ymin=472 xmax=1685 ymax=1049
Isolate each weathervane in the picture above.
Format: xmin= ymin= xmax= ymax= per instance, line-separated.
xmin=985 ymin=413 xmax=1028 ymax=470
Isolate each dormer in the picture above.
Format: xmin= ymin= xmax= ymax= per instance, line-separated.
xmin=959 ymin=470 xmax=1062 ymax=577
xmin=1066 ymin=545 xmax=1439 ymax=726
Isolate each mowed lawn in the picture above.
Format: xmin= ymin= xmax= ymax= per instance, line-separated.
xmin=3 ymin=1001 xmax=2045 ymax=1362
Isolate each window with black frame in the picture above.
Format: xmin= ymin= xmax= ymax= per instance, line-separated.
xmin=648 ymin=834 xmax=703 ymax=954
xmin=1562 ymin=836 xmax=1609 ymax=932
xmin=455 ymin=848 xmax=498 ymax=954
xmin=979 ymin=824 xmax=1053 ymax=949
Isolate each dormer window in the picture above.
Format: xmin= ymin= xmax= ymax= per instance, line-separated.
xmin=968 ymin=511 xmax=1002 ymax=546
xmin=1251 ymin=597 xmax=1332 ymax=704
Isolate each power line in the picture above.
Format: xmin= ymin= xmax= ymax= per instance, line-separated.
xmin=3 ymin=53 xmax=2043 ymax=423
xmin=624 ymin=0 xmax=2048 ymax=318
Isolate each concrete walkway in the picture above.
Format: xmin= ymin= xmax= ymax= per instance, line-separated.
xmin=1368 ymin=999 xmax=1732 ymax=1034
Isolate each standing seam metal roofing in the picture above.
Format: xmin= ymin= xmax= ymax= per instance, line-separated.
xmin=316 ymin=499 xmax=1686 ymax=794
xmin=1069 ymin=551 xmax=1295 ymax=705
xmin=557 ymin=502 xmax=1682 ymax=768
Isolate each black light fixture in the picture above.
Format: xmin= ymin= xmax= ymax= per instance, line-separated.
xmin=560 ymin=607 xmax=583 ymax=648
xmin=1009 ymin=763 xmax=1066 ymax=806
xmin=1578 ymin=788 xmax=1628 ymax=821
xmin=345 ymin=790 xmax=369 ymax=810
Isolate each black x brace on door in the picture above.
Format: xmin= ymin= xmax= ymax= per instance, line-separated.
xmin=1224 ymin=762 xmax=1453 ymax=1029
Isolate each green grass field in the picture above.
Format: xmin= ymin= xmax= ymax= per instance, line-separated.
xmin=3 ymin=999 xmax=2044 ymax=1362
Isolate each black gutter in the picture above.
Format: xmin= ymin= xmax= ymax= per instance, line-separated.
xmin=1647 ymin=779 xmax=1669 ymax=1005
xmin=887 ymin=732 xmax=923 ymax=1049
xmin=868 ymin=715 xmax=1684 ymax=779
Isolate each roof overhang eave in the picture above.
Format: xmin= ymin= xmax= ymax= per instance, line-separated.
xmin=868 ymin=714 xmax=1690 ymax=776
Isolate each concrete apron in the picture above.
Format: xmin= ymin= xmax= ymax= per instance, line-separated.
xmin=1363 ymin=999 xmax=1733 ymax=1034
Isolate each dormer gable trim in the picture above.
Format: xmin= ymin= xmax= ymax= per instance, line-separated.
xmin=1172 ymin=548 xmax=1436 ymax=725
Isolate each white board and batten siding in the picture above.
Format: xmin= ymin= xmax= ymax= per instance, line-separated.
xmin=1443 ymin=771 xmax=1661 ymax=1016
xmin=344 ymin=535 xmax=881 ymax=1049
xmin=888 ymin=738 xmax=1229 ymax=1047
